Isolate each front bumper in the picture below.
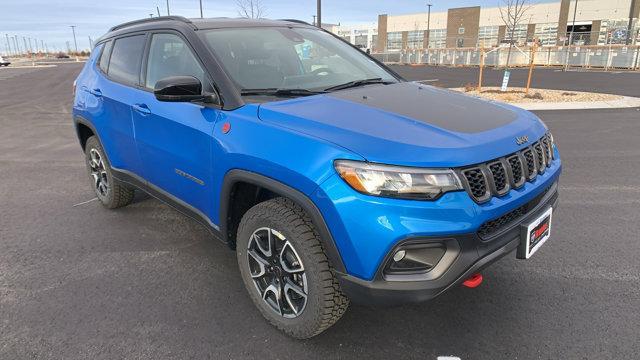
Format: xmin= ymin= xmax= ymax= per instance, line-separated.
xmin=336 ymin=184 xmax=559 ymax=305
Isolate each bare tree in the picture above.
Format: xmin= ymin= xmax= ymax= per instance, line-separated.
xmin=236 ymin=0 xmax=266 ymax=19
xmin=499 ymin=0 xmax=532 ymax=68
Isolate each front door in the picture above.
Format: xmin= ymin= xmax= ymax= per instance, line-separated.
xmin=132 ymin=32 xmax=219 ymax=220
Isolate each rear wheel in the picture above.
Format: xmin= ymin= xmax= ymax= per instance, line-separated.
xmin=84 ymin=136 xmax=134 ymax=209
xmin=236 ymin=197 xmax=349 ymax=339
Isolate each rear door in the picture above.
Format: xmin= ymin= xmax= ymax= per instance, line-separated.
xmin=92 ymin=34 xmax=147 ymax=175
xmin=132 ymin=31 xmax=219 ymax=218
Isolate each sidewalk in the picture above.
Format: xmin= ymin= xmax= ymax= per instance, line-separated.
xmin=512 ymin=96 xmax=640 ymax=110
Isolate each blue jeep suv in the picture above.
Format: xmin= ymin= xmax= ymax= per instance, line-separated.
xmin=72 ymin=16 xmax=561 ymax=338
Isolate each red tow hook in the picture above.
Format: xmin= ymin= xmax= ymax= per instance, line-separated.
xmin=462 ymin=273 xmax=483 ymax=288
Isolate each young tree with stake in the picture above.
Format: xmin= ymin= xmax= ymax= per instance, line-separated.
xmin=498 ymin=0 xmax=531 ymax=90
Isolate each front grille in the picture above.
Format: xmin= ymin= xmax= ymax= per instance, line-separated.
xmin=541 ymin=135 xmax=553 ymax=164
xmin=523 ymin=149 xmax=537 ymax=180
xmin=462 ymin=168 xmax=489 ymax=200
xmin=488 ymin=161 xmax=508 ymax=194
xmin=507 ymin=155 xmax=525 ymax=188
xmin=477 ymin=185 xmax=553 ymax=239
xmin=459 ymin=134 xmax=556 ymax=203
xmin=533 ymin=143 xmax=546 ymax=173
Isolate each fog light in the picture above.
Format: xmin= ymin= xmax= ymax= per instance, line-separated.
xmin=393 ymin=250 xmax=406 ymax=262
xmin=385 ymin=243 xmax=447 ymax=275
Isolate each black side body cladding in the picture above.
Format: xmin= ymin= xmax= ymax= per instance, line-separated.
xmin=73 ymin=116 xmax=223 ymax=240
xmin=220 ymin=170 xmax=346 ymax=273
xmin=73 ymin=116 xmax=345 ymax=273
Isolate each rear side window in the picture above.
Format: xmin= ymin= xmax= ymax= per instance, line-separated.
xmin=98 ymin=41 xmax=112 ymax=73
xmin=108 ymin=35 xmax=146 ymax=85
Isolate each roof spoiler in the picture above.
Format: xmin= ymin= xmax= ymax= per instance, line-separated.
xmin=278 ymin=19 xmax=313 ymax=26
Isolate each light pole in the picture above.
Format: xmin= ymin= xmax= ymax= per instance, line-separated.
xmin=570 ymin=0 xmax=578 ymax=45
xmin=317 ymin=0 xmax=322 ymax=28
xmin=5 ymin=34 xmax=12 ymax=56
xmin=426 ymin=3 xmax=432 ymax=49
xmin=166 ymin=0 xmax=170 ymax=15
xmin=13 ymin=36 xmax=20 ymax=56
xmin=563 ymin=0 xmax=579 ymax=71
xmin=627 ymin=0 xmax=637 ymax=45
xmin=70 ymin=25 xmax=78 ymax=54
xmin=199 ymin=0 xmax=203 ymax=18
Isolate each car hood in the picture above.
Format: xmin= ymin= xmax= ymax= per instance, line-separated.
xmin=257 ymin=82 xmax=548 ymax=168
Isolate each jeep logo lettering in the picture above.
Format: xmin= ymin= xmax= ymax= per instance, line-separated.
xmin=515 ymin=135 xmax=529 ymax=145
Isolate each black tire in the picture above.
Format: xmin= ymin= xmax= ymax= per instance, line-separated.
xmin=236 ymin=197 xmax=349 ymax=339
xmin=84 ymin=136 xmax=134 ymax=209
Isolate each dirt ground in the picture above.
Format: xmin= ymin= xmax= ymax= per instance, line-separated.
xmin=451 ymin=86 xmax=622 ymax=103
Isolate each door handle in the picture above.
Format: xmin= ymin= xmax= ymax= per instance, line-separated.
xmin=89 ymin=88 xmax=102 ymax=97
xmin=132 ymin=103 xmax=151 ymax=115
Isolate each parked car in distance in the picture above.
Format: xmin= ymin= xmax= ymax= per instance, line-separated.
xmin=56 ymin=53 xmax=70 ymax=59
xmin=72 ymin=16 xmax=561 ymax=339
xmin=0 ymin=56 xmax=10 ymax=67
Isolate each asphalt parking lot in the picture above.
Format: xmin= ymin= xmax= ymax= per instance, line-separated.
xmin=1 ymin=63 xmax=639 ymax=359
xmin=390 ymin=65 xmax=640 ymax=97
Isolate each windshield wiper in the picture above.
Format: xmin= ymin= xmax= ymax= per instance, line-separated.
xmin=240 ymin=88 xmax=327 ymax=97
xmin=323 ymin=78 xmax=395 ymax=92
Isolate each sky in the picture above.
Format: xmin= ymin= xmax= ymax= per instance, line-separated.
xmin=0 ymin=0 xmax=554 ymax=53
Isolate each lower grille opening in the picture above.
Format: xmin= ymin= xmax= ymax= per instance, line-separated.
xmin=477 ymin=185 xmax=553 ymax=240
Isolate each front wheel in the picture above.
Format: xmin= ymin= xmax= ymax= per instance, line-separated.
xmin=236 ymin=197 xmax=349 ymax=339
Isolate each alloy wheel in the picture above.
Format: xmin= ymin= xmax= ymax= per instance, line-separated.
xmin=88 ymin=148 xmax=109 ymax=199
xmin=247 ymin=227 xmax=308 ymax=318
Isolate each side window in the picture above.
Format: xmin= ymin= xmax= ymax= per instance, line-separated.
xmin=98 ymin=41 xmax=112 ymax=73
xmin=108 ymin=35 xmax=146 ymax=85
xmin=145 ymin=33 xmax=207 ymax=90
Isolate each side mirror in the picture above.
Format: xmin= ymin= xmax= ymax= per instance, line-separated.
xmin=154 ymin=76 xmax=210 ymax=102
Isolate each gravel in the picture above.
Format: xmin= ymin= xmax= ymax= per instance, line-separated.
xmin=451 ymin=86 xmax=623 ymax=103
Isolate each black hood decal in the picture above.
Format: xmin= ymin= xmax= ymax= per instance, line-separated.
xmin=327 ymin=82 xmax=517 ymax=134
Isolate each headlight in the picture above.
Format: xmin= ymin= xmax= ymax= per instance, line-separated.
xmin=334 ymin=160 xmax=463 ymax=200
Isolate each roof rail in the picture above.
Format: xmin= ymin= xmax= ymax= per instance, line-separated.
xmin=109 ymin=16 xmax=193 ymax=32
xmin=278 ymin=19 xmax=312 ymax=26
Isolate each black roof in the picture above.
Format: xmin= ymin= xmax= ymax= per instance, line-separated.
xmin=107 ymin=16 xmax=312 ymax=33
xmin=96 ymin=16 xmax=315 ymax=45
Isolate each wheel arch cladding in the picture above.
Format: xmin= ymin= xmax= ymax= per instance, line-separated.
xmin=75 ymin=119 xmax=96 ymax=150
xmin=220 ymin=169 xmax=346 ymax=273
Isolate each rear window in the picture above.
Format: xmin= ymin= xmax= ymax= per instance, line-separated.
xmin=98 ymin=41 xmax=112 ymax=73
xmin=108 ymin=35 xmax=146 ymax=85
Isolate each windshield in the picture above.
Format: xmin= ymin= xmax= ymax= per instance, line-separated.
xmin=200 ymin=27 xmax=398 ymax=93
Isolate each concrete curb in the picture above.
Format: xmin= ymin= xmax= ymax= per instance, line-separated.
xmin=0 ymin=64 xmax=57 ymax=69
xmin=510 ymin=96 xmax=640 ymax=111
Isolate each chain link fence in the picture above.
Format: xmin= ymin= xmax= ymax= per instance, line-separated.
xmin=373 ymin=45 xmax=640 ymax=70
xmin=373 ymin=29 xmax=640 ymax=70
